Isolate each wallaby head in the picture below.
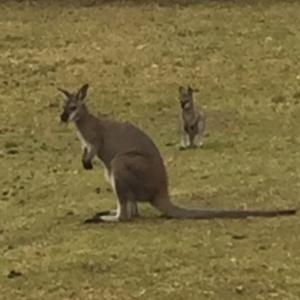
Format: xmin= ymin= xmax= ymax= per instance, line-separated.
xmin=179 ymin=85 xmax=194 ymax=111
xmin=58 ymin=84 xmax=89 ymax=123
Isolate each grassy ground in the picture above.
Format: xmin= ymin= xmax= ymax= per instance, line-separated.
xmin=1 ymin=0 xmax=300 ymax=299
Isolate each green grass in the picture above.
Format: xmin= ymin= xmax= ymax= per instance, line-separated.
xmin=1 ymin=0 xmax=300 ymax=299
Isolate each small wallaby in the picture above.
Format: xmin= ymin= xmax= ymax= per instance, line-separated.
xmin=178 ymin=85 xmax=206 ymax=150
xmin=58 ymin=84 xmax=297 ymax=223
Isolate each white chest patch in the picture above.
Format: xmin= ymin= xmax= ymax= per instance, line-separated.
xmin=183 ymin=112 xmax=196 ymax=126
xmin=76 ymin=130 xmax=92 ymax=151
xmin=75 ymin=129 xmax=114 ymax=191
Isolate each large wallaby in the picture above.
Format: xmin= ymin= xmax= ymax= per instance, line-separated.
xmin=58 ymin=84 xmax=297 ymax=223
xmin=178 ymin=85 xmax=206 ymax=150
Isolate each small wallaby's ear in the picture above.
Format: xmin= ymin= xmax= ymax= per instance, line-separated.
xmin=58 ymin=88 xmax=71 ymax=98
xmin=178 ymin=86 xmax=185 ymax=94
xmin=77 ymin=84 xmax=89 ymax=102
xmin=187 ymin=85 xmax=193 ymax=96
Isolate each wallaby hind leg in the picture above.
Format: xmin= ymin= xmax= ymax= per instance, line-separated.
xmin=194 ymin=120 xmax=205 ymax=148
xmin=179 ymin=131 xmax=190 ymax=150
xmin=194 ymin=134 xmax=204 ymax=148
xmin=97 ymin=175 xmax=137 ymax=222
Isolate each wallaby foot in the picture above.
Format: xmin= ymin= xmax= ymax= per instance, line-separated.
xmin=97 ymin=202 xmax=139 ymax=222
xmin=194 ymin=134 xmax=204 ymax=148
xmin=83 ymin=209 xmax=117 ymax=223
xmin=195 ymin=141 xmax=203 ymax=148
xmin=179 ymin=135 xmax=190 ymax=150
xmin=84 ymin=216 xmax=105 ymax=224
xmin=97 ymin=215 xmax=121 ymax=222
xmin=97 ymin=202 xmax=133 ymax=222
xmin=88 ymin=202 xmax=139 ymax=221
xmin=94 ymin=209 xmax=117 ymax=217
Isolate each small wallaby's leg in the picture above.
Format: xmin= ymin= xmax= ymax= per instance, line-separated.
xmin=194 ymin=120 xmax=205 ymax=148
xmin=82 ymin=147 xmax=96 ymax=170
xmin=194 ymin=133 xmax=204 ymax=148
xmin=188 ymin=132 xmax=196 ymax=148
xmin=179 ymin=131 xmax=190 ymax=150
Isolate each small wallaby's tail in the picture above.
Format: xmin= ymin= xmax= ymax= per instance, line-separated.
xmin=152 ymin=198 xmax=297 ymax=219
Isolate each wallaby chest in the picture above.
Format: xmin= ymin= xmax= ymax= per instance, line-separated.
xmin=76 ymin=128 xmax=93 ymax=151
xmin=182 ymin=111 xmax=199 ymax=133
xmin=76 ymin=127 xmax=112 ymax=183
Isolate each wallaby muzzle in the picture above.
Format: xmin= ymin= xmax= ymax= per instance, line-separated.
xmin=60 ymin=111 xmax=69 ymax=123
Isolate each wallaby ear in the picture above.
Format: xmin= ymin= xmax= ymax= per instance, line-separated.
xmin=178 ymin=86 xmax=185 ymax=94
xmin=58 ymin=88 xmax=71 ymax=98
xmin=187 ymin=85 xmax=193 ymax=96
xmin=77 ymin=84 xmax=89 ymax=102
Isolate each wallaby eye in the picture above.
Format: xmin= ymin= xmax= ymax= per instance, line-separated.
xmin=69 ymin=106 xmax=77 ymax=112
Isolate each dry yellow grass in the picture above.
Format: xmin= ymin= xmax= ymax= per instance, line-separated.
xmin=0 ymin=1 xmax=300 ymax=299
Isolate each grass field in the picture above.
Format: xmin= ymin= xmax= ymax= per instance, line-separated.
xmin=1 ymin=0 xmax=300 ymax=299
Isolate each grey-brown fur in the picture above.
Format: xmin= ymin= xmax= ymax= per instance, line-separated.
xmin=178 ymin=85 xmax=206 ymax=150
xmin=58 ymin=84 xmax=297 ymax=223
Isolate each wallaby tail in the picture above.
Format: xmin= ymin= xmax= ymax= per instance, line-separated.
xmin=152 ymin=198 xmax=297 ymax=219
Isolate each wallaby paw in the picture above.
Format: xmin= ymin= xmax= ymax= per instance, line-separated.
xmin=82 ymin=160 xmax=93 ymax=170
xmin=178 ymin=145 xmax=187 ymax=151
